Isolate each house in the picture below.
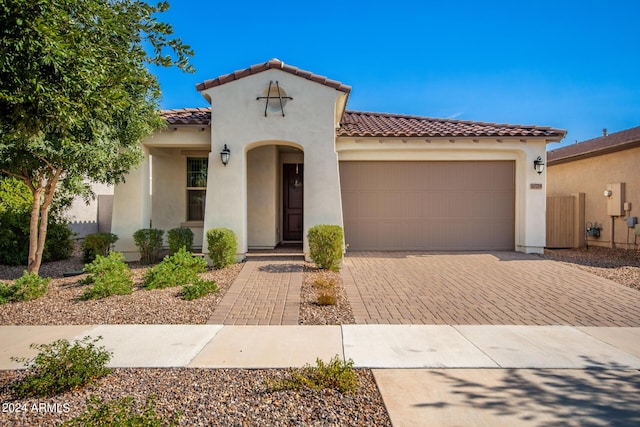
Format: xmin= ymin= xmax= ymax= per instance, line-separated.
xmin=547 ymin=126 xmax=640 ymax=249
xmin=110 ymin=59 xmax=567 ymax=261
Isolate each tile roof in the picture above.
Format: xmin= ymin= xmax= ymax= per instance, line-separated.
xmin=195 ymin=58 xmax=351 ymax=94
xmin=337 ymin=111 xmax=567 ymax=140
xmin=161 ymin=108 xmax=210 ymax=125
xmin=547 ymin=125 xmax=640 ymax=165
xmin=159 ymin=108 xmax=567 ymax=141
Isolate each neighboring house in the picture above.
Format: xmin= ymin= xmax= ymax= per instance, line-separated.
xmin=110 ymin=59 xmax=566 ymax=261
xmin=547 ymin=126 xmax=640 ymax=249
xmin=67 ymin=182 xmax=114 ymax=237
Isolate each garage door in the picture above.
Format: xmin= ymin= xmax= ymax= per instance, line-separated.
xmin=340 ymin=161 xmax=515 ymax=251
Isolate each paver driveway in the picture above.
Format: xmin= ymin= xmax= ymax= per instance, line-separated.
xmin=341 ymin=252 xmax=640 ymax=326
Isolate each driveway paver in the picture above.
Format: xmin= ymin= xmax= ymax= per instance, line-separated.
xmin=342 ymin=251 xmax=640 ymax=326
xmin=208 ymin=255 xmax=303 ymax=325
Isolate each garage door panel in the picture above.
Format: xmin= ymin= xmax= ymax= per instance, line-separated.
xmin=340 ymin=161 xmax=514 ymax=251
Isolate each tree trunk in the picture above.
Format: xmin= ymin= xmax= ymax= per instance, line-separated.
xmin=27 ymin=168 xmax=62 ymax=275
xmin=27 ymin=186 xmax=43 ymax=274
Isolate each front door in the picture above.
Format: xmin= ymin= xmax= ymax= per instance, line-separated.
xmin=283 ymin=164 xmax=303 ymax=241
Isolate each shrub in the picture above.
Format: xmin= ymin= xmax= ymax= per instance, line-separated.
xmin=269 ymin=356 xmax=359 ymax=394
xmin=42 ymin=221 xmax=75 ymax=262
xmin=133 ymin=228 xmax=164 ymax=264
xmin=11 ymin=336 xmax=112 ymax=397
xmin=168 ymin=227 xmax=194 ymax=254
xmin=62 ymin=395 xmax=178 ymax=427
xmin=143 ymin=247 xmax=206 ymax=290
xmin=307 ymin=225 xmax=344 ymax=271
xmin=206 ymin=228 xmax=237 ymax=269
xmin=0 ymin=271 xmax=50 ymax=304
xmin=313 ymin=277 xmax=337 ymax=306
xmin=0 ymin=177 xmax=74 ymax=265
xmin=82 ymin=232 xmax=119 ymax=263
xmin=182 ymin=278 xmax=219 ymax=301
xmin=81 ymin=252 xmax=133 ymax=300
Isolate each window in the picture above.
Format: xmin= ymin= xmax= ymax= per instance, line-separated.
xmin=187 ymin=158 xmax=207 ymax=221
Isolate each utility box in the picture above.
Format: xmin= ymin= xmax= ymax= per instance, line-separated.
xmin=627 ymin=217 xmax=638 ymax=227
xmin=606 ymin=183 xmax=625 ymax=216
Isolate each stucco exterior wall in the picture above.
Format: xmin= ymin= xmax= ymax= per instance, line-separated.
xmin=200 ymin=69 xmax=347 ymax=259
xmin=547 ymin=146 xmax=640 ymax=249
xmin=337 ymin=137 xmax=550 ymax=254
xmin=247 ymin=145 xmax=278 ymax=248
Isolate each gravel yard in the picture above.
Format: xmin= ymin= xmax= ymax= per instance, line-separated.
xmin=299 ymin=265 xmax=355 ymax=325
xmin=542 ymin=246 xmax=640 ymax=291
xmin=0 ymin=368 xmax=391 ymax=426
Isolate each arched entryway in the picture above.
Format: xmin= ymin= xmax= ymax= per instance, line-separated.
xmin=246 ymin=142 xmax=303 ymax=250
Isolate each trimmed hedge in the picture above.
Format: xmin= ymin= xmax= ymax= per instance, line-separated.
xmin=206 ymin=228 xmax=237 ymax=269
xmin=133 ymin=228 xmax=164 ymax=265
xmin=82 ymin=232 xmax=118 ymax=263
xmin=168 ymin=227 xmax=194 ymax=254
xmin=307 ymin=225 xmax=344 ymax=271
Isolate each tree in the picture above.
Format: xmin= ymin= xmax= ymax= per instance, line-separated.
xmin=0 ymin=0 xmax=194 ymax=273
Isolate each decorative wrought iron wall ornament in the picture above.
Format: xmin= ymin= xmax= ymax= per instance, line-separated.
xmin=256 ymin=81 xmax=293 ymax=117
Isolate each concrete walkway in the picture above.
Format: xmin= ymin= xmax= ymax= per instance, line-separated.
xmin=207 ymin=254 xmax=303 ymax=325
xmin=3 ymin=325 xmax=640 ymax=426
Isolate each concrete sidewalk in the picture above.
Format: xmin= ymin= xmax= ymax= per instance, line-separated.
xmin=2 ymin=324 xmax=640 ymax=369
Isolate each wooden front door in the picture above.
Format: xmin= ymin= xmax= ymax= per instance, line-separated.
xmin=283 ymin=164 xmax=303 ymax=241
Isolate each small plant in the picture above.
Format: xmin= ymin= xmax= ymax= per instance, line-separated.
xmin=143 ymin=247 xmax=206 ymax=290
xmin=82 ymin=232 xmax=119 ymax=263
xmin=313 ymin=277 xmax=337 ymax=306
xmin=307 ymin=225 xmax=344 ymax=271
xmin=80 ymin=252 xmax=133 ymax=300
xmin=182 ymin=278 xmax=219 ymax=301
xmin=168 ymin=227 xmax=194 ymax=254
xmin=206 ymin=228 xmax=237 ymax=269
xmin=11 ymin=336 xmax=112 ymax=397
xmin=62 ymin=394 xmax=179 ymax=427
xmin=268 ymin=356 xmax=359 ymax=394
xmin=133 ymin=228 xmax=164 ymax=264
xmin=0 ymin=271 xmax=50 ymax=304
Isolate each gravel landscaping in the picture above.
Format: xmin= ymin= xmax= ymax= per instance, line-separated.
xmin=0 ymin=368 xmax=391 ymax=426
xmin=542 ymin=246 xmax=640 ymax=292
xmin=299 ymin=265 xmax=355 ymax=325
xmin=0 ymin=249 xmax=381 ymax=426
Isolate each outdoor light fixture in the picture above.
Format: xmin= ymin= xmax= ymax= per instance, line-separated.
xmin=220 ymin=144 xmax=230 ymax=166
xmin=533 ymin=156 xmax=545 ymax=174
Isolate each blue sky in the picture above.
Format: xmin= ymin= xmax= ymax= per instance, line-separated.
xmin=152 ymin=0 xmax=640 ymax=149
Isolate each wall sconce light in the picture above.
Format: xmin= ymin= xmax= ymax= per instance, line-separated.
xmin=533 ymin=156 xmax=545 ymax=174
xmin=603 ymin=189 xmax=612 ymax=197
xmin=220 ymin=144 xmax=230 ymax=166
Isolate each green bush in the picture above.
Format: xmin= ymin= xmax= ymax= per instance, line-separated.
xmin=167 ymin=227 xmax=194 ymax=254
xmin=182 ymin=278 xmax=219 ymax=301
xmin=143 ymin=247 xmax=206 ymax=290
xmin=42 ymin=221 xmax=75 ymax=262
xmin=0 ymin=271 xmax=50 ymax=304
xmin=80 ymin=252 xmax=133 ymax=300
xmin=206 ymin=228 xmax=237 ymax=269
xmin=307 ymin=225 xmax=344 ymax=271
xmin=133 ymin=228 xmax=164 ymax=264
xmin=11 ymin=336 xmax=112 ymax=397
xmin=269 ymin=356 xmax=359 ymax=394
xmin=0 ymin=177 xmax=74 ymax=265
xmin=82 ymin=232 xmax=119 ymax=263
xmin=62 ymin=395 xmax=178 ymax=427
